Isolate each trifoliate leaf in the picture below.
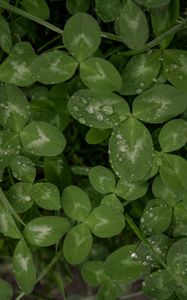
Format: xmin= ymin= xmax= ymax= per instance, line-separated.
xmin=0 ymin=84 xmax=30 ymax=132
xmin=115 ymin=178 xmax=148 ymax=201
xmin=22 ymin=0 xmax=50 ymax=20
xmin=89 ymin=166 xmax=116 ymax=194
xmin=85 ymin=206 xmax=125 ymax=238
xmin=81 ymin=261 xmax=105 ymax=287
xmin=32 ymin=183 xmax=61 ymax=210
xmin=7 ymin=182 xmax=33 ymax=213
xmin=104 ymin=244 xmax=144 ymax=283
xmin=63 ymin=223 xmax=93 ymax=264
xmin=66 ymin=0 xmax=90 ymax=14
xmin=20 ymin=121 xmax=66 ymax=156
xmin=63 ymin=12 xmax=101 ymax=62
xmin=133 ymin=85 xmax=187 ymax=123
xmin=100 ymin=194 xmax=124 ymax=213
xmin=80 ymin=57 xmax=122 ymax=92
xmin=95 ymin=0 xmax=122 ymax=22
xmin=13 ymin=240 xmax=36 ymax=294
xmin=109 ymin=117 xmax=153 ymax=181
xmin=159 ymin=119 xmax=187 ymax=152
xmin=68 ymin=89 xmax=129 ymax=128
xmin=62 ymin=185 xmax=91 ymax=221
xmin=24 ymin=216 xmax=70 ymax=247
xmin=0 ymin=42 xmax=36 ymax=86
xmin=0 ymin=279 xmax=13 ymax=300
xmin=31 ymin=51 xmax=78 ymax=84
xmin=0 ymin=202 xmax=20 ymax=239
xmin=10 ymin=155 xmax=36 ymax=182
xmin=118 ymin=0 xmax=149 ymax=49
xmin=120 ymin=50 xmax=162 ymax=95
xmin=0 ymin=15 xmax=12 ymax=53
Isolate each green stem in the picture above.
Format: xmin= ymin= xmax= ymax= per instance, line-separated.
xmin=54 ymin=271 xmax=67 ymax=300
xmin=120 ymin=291 xmax=144 ymax=299
xmin=37 ymin=35 xmax=62 ymax=52
xmin=118 ymin=22 xmax=186 ymax=56
xmin=125 ymin=213 xmax=187 ymax=291
xmin=70 ymin=165 xmax=91 ymax=176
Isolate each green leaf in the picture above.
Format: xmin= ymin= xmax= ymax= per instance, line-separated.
xmin=97 ymin=282 xmax=121 ymax=300
xmin=20 ymin=121 xmax=66 ymax=156
xmin=32 ymin=183 xmax=61 ymax=211
xmin=135 ymin=0 xmax=171 ymax=8
xmin=133 ymin=85 xmax=187 ymax=123
xmin=95 ymin=0 xmax=122 ymax=22
xmin=80 ymin=57 xmax=122 ymax=93
xmin=120 ymin=50 xmax=162 ymax=95
xmin=31 ymin=51 xmax=78 ymax=85
xmin=167 ymin=238 xmax=187 ymax=280
xmin=159 ymin=119 xmax=187 ymax=152
xmin=13 ymin=240 xmax=36 ymax=294
xmin=0 ymin=202 xmax=20 ymax=239
xmin=63 ymin=12 xmax=101 ymax=62
xmin=89 ymin=166 xmax=116 ymax=194
xmin=7 ymin=182 xmax=33 ymax=213
xmin=62 ymin=185 xmax=91 ymax=221
xmin=104 ymin=244 xmax=144 ymax=283
xmin=0 ymin=130 xmax=21 ymax=168
xmin=143 ymin=270 xmax=175 ymax=300
xmin=63 ymin=223 xmax=93 ymax=264
xmin=163 ymin=50 xmax=187 ymax=92
xmin=160 ymin=154 xmax=187 ymax=198
xmin=0 ymin=84 xmax=30 ymax=132
xmin=85 ymin=128 xmax=111 ymax=144
xmin=173 ymin=201 xmax=187 ymax=237
xmin=85 ymin=206 xmax=125 ymax=238
xmin=141 ymin=150 xmax=160 ymax=181
xmin=68 ymin=89 xmax=129 ymax=128
xmin=0 ymin=15 xmax=12 ymax=53
xmin=140 ymin=199 xmax=172 ymax=235
xmin=115 ymin=178 xmax=148 ymax=201
xmin=100 ymin=194 xmax=124 ymax=213
xmin=0 ymin=279 xmax=13 ymax=300
xmin=22 ymin=0 xmax=50 ymax=20
xmin=81 ymin=261 xmax=105 ymax=287
xmin=66 ymin=0 xmax=89 ymax=14
xmin=109 ymin=117 xmax=153 ymax=181
xmin=0 ymin=42 xmax=36 ymax=87
xmin=10 ymin=155 xmax=36 ymax=182
xmin=118 ymin=0 xmax=149 ymax=49
xmin=24 ymin=216 xmax=70 ymax=247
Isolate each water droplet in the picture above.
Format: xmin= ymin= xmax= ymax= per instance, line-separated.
xmin=102 ymin=105 xmax=113 ymax=115
xmin=74 ymin=106 xmax=79 ymax=112
xmin=81 ymin=97 xmax=87 ymax=104
xmin=96 ymin=113 xmax=103 ymax=121
xmin=179 ymin=75 xmax=184 ymax=80
xmin=79 ymin=117 xmax=86 ymax=124
xmin=136 ymin=89 xmax=143 ymax=94
xmin=86 ymin=105 xmax=94 ymax=114
xmin=140 ymin=82 xmax=144 ymax=87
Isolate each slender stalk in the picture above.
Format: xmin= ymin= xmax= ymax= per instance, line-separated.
xmin=37 ymin=35 xmax=62 ymax=52
xmin=70 ymin=165 xmax=91 ymax=176
xmin=120 ymin=291 xmax=144 ymax=299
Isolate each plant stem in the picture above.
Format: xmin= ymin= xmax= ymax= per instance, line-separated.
xmin=120 ymin=291 xmax=144 ymax=299
xmin=70 ymin=165 xmax=91 ymax=176
xmin=125 ymin=213 xmax=187 ymax=291
xmin=37 ymin=35 xmax=62 ymax=52
xmin=54 ymin=271 xmax=67 ymax=300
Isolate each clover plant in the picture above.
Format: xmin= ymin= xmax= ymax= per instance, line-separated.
xmin=0 ymin=0 xmax=187 ymax=299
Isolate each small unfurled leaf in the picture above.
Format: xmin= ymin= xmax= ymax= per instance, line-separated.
xmin=167 ymin=238 xmax=187 ymax=280
xmin=159 ymin=119 xmax=187 ymax=152
xmin=22 ymin=0 xmax=50 ymax=20
xmin=109 ymin=117 xmax=153 ymax=181
xmin=89 ymin=166 xmax=116 ymax=194
xmin=163 ymin=50 xmax=187 ymax=92
xmin=68 ymin=89 xmax=129 ymax=128
xmin=115 ymin=178 xmax=148 ymax=201
xmin=32 ymin=183 xmax=61 ymax=210
xmin=100 ymin=194 xmax=124 ymax=213
xmin=10 ymin=155 xmax=36 ymax=182
xmin=31 ymin=51 xmax=78 ymax=84
xmin=0 ymin=279 xmax=13 ymax=300
xmin=85 ymin=128 xmax=111 ymax=144
xmin=20 ymin=121 xmax=66 ymax=156
xmin=120 ymin=50 xmax=162 ymax=95
xmin=95 ymin=0 xmax=122 ymax=22
xmin=0 ymin=15 xmax=12 ymax=53
xmin=7 ymin=182 xmax=33 ymax=213
xmin=0 ymin=202 xmax=20 ymax=239
xmin=63 ymin=223 xmax=93 ymax=264
xmin=80 ymin=57 xmax=122 ymax=92
xmin=104 ymin=244 xmax=144 ymax=283
xmin=81 ymin=261 xmax=105 ymax=287
xmin=0 ymin=42 xmax=36 ymax=87
xmin=118 ymin=0 xmax=149 ymax=49
xmin=85 ymin=206 xmax=125 ymax=238
xmin=160 ymin=154 xmax=187 ymax=198
xmin=66 ymin=0 xmax=90 ymax=14
xmin=143 ymin=270 xmax=175 ymax=300
xmin=133 ymin=85 xmax=187 ymax=123
xmin=24 ymin=216 xmax=70 ymax=247
xmin=140 ymin=199 xmax=172 ymax=235
xmin=0 ymin=84 xmax=30 ymax=132
xmin=0 ymin=130 xmax=21 ymax=168
xmin=13 ymin=240 xmax=36 ymax=294
xmin=63 ymin=13 xmax=101 ymax=62
xmin=62 ymin=185 xmax=91 ymax=221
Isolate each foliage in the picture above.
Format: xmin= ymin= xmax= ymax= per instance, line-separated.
xmin=0 ymin=0 xmax=187 ymax=299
